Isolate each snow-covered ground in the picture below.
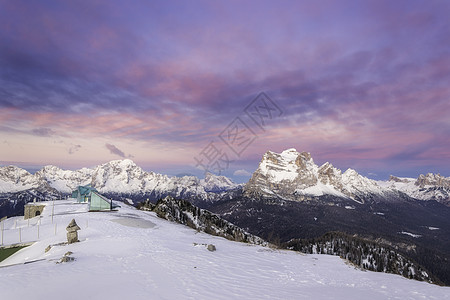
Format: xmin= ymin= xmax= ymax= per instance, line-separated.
xmin=296 ymin=182 xmax=348 ymax=198
xmin=0 ymin=200 xmax=449 ymax=300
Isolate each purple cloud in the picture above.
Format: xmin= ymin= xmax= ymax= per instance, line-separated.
xmin=0 ymin=0 xmax=448 ymax=178
xmin=68 ymin=144 xmax=81 ymax=155
xmin=105 ymin=143 xmax=126 ymax=158
xmin=32 ymin=127 xmax=55 ymax=137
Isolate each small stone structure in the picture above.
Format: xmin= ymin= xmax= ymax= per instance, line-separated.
xmin=66 ymin=219 xmax=80 ymax=244
xmin=24 ymin=203 xmax=45 ymax=220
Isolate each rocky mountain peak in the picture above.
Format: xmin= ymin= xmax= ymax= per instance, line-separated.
xmin=35 ymin=165 xmax=65 ymax=180
xmin=342 ymin=168 xmax=358 ymax=177
xmin=0 ymin=165 xmax=32 ymax=181
xmin=100 ymin=159 xmax=139 ymax=171
xmin=91 ymin=159 xmax=148 ymax=191
xmin=0 ymin=165 xmax=45 ymax=193
xmin=259 ymin=149 xmax=317 ymax=182
xmin=39 ymin=165 xmax=63 ymax=172
xmin=389 ymin=175 xmax=411 ymax=183
xmin=318 ymin=162 xmax=342 ymax=188
xmin=245 ymin=149 xmax=320 ymax=198
xmin=416 ymin=173 xmax=450 ymax=188
xmin=295 ymin=152 xmax=315 ymax=169
xmin=201 ymin=172 xmax=237 ymax=193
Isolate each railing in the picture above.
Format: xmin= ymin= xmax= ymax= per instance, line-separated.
xmin=0 ymin=216 xmax=59 ymax=246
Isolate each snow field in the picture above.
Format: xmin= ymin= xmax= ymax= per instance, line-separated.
xmin=0 ymin=200 xmax=449 ymax=300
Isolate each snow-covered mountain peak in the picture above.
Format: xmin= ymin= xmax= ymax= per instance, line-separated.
xmin=257 ymin=149 xmax=317 ymax=184
xmin=95 ymin=159 xmax=148 ymax=179
xmin=0 ymin=165 xmax=38 ymax=193
xmin=388 ymin=175 xmax=413 ymax=183
xmin=319 ymin=161 xmax=333 ymax=169
xmin=318 ymin=162 xmax=340 ymax=177
xmin=33 ymin=165 xmax=93 ymax=193
xmin=245 ymin=149 xmax=390 ymax=202
xmin=343 ymin=168 xmax=357 ymax=177
xmin=341 ymin=168 xmax=384 ymax=197
xmin=0 ymin=165 xmax=32 ymax=180
xmin=245 ymin=149 xmax=321 ymax=198
xmin=317 ymin=162 xmax=342 ymax=188
xmin=98 ymin=159 xmax=141 ymax=172
xmin=91 ymin=159 xmax=156 ymax=193
xmin=38 ymin=165 xmax=63 ymax=173
xmin=279 ymin=148 xmax=301 ymax=159
xmin=416 ymin=173 xmax=450 ymax=188
xmin=201 ymin=172 xmax=238 ymax=192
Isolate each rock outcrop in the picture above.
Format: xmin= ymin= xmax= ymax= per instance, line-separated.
xmin=416 ymin=173 xmax=450 ymax=188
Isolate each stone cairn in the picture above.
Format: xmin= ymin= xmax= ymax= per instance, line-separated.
xmin=66 ymin=219 xmax=80 ymax=244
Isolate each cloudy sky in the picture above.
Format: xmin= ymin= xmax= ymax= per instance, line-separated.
xmin=0 ymin=0 xmax=449 ymax=182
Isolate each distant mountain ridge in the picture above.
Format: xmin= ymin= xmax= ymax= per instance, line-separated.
xmin=0 ymin=159 xmax=239 ymax=198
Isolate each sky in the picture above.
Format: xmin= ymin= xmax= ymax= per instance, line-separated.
xmin=0 ymin=0 xmax=449 ymax=183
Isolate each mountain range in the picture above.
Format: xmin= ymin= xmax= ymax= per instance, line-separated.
xmin=1 ymin=149 xmax=449 ymax=206
xmin=0 ymin=159 xmax=238 ymax=203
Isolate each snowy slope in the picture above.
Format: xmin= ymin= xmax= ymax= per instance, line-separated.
xmin=0 ymin=200 xmax=448 ymax=300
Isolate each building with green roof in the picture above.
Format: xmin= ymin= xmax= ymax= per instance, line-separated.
xmin=71 ymin=185 xmax=119 ymax=211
